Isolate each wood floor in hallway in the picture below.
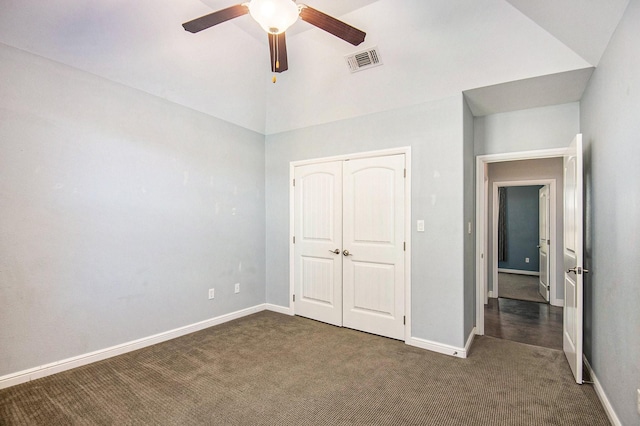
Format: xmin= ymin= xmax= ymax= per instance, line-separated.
xmin=484 ymin=297 xmax=563 ymax=350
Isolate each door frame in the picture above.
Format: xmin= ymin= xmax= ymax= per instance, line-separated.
xmin=289 ymin=146 xmax=412 ymax=341
xmin=491 ymin=180 xmax=557 ymax=305
xmin=475 ymin=148 xmax=565 ymax=335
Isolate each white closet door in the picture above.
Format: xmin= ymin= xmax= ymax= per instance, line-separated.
xmin=342 ymin=155 xmax=405 ymax=340
xmin=293 ymin=161 xmax=343 ymax=326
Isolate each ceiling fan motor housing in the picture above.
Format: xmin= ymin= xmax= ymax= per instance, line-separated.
xmin=248 ymin=0 xmax=300 ymax=34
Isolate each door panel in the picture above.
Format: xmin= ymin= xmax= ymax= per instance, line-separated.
xmin=563 ymin=134 xmax=584 ymax=384
xmin=539 ymin=185 xmax=550 ymax=301
xmin=352 ymin=262 xmax=395 ymax=316
xmin=343 ymin=155 xmax=405 ymax=340
xmin=294 ymin=162 xmax=343 ymax=326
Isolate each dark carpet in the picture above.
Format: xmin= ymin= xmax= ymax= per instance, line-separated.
xmin=0 ymin=311 xmax=609 ymax=425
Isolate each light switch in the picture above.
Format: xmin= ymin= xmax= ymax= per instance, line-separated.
xmin=417 ymin=220 xmax=425 ymax=232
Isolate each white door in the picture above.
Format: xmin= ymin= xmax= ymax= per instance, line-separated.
xmin=293 ymin=161 xmax=343 ymax=326
xmin=342 ymin=155 xmax=406 ymax=340
xmin=293 ymin=154 xmax=406 ymax=340
xmin=563 ymin=134 xmax=584 ymax=384
xmin=538 ymin=185 xmax=550 ymax=302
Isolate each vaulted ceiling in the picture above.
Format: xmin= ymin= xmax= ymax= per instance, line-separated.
xmin=0 ymin=0 xmax=629 ymax=134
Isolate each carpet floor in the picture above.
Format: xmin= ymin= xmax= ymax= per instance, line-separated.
xmin=498 ymin=272 xmax=547 ymax=303
xmin=0 ymin=311 xmax=609 ymax=425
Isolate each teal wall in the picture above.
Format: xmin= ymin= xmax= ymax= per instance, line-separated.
xmin=498 ymin=186 xmax=543 ymax=272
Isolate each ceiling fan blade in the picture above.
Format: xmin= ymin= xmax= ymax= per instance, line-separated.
xmin=182 ymin=4 xmax=248 ymax=33
xmin=299 ymin=5 xmax=366 ymax=46
xmin=268 ymin=32 xmax=288 ymax=73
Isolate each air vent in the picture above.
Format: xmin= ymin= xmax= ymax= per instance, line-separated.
xmin=345 ymin=46 xmax=383 ymax=73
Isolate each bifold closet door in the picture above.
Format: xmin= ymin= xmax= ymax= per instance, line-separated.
xmin=293 ymin=161 xmax=343 ymax=326
xmin=342 ymin=155 xmax=405 ymax=340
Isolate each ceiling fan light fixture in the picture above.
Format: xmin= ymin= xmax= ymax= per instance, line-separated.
xmin=248 ymin=0 xmax=300 ymax=34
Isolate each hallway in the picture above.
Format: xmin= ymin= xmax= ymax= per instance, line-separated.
xmin=484 ymin=298 xmax=563 ymax=350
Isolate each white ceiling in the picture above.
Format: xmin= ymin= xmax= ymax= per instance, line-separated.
xmin=0 ymin=0 xmax=629 ymax=134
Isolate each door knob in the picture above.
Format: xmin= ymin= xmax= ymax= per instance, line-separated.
xmin=329 ymin=249 xmax=340 ymax=254
xmin=343 ymin=249 xmax=353 ymax=256
xmin=567 ymin=266 xmax=589 ymax=274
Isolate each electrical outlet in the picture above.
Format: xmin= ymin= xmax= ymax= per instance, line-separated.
xmin=525 ymin=257 xmax=530 ymax=263
xmin=417 ymin=220 xmax=425 ymax=232
xmin=208 ymin=288 xmax=215 ymax=300
xmin=234 ymin=283 xmax=240 ymax=294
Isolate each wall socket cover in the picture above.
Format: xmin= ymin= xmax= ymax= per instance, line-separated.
xmin=208 ymin=288 xmax=214 ymax=299
xmin=234 ymin=283 xmax=240 ymax=294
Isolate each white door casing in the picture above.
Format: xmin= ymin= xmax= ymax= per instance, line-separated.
xmin=342 ymin=155 xmax=406 ymax=340
xmin=476 ymin=147 xmax=566 ymax=336
xmin=293 ymin=161 xmax=343 ymax=326
xmin=563 ymin=134 xmax=584 ymax=384
xmin=539 ymin=185 xmax=550 ymax=302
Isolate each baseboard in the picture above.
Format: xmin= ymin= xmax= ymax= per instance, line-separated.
xmin=406 ymin=336 xmax=468 ymax=358
xmin=583 ymin=356 xmax=622 ymax=426
xmin=551 ymin=298 xmax=564 ymax=307
xmin=0 ymin=304 xmax=267 ymax=390
xmin=464 ymin=327 xmax=476 ymax=356
xmin=265 ymin=303 xmax=293 ymax=315
xmin=498 ymin=268 xmax=540 ymax=276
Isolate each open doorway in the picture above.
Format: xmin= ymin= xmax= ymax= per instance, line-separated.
xmin=494 ymin=183 xmax=551 ymax=304
xmin=476 ymin=152 xmax=565 ymax=351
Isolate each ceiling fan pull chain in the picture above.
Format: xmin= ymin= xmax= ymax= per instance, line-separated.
xmin=274 ymin=35 xmax=279 ymax=83
xmin=272 ymin=34 xmax=277 ymax=83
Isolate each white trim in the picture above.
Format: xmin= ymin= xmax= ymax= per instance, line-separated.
xmin=289 ymin=147 xmax=412 ymax=342
xmin=407 ymin=336 xmax=468 ymax=358
xmin=552 ymin=298 xmax=563 ymax=307
xmin=476 ymin=148 xmax=565 ymax=336
xmin=265 ymin=303 xmax=293 ymax=316
xmin=464 ymin=327 xmax=477 ymax=356
xmin=583 ymin=356 xmax=622 ymax=426
xmin=0 ymin=304 xmax=267 ymax=390
xmin=491 ymin=179 xmax=556 ymax=303
xmin=404 ymin=150 xmax=412 ymax=342
xmin=288 ymin=163 xmax=295 ymax=313
xmin=488 ymin=291 xmax=495 ymax=298
xmin=290 ymin=147 xmax=411 ymax=167
xmin=498 ymin=268 xmax=540 ymax=276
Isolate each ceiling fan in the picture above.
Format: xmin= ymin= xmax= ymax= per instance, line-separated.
xmin=182 ymin=0 xmax=366 ymax=79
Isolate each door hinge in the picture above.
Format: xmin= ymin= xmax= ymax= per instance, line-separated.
xmin=293 ymin=236 xmax=295 ymax=244
xmin=404 ymin=168 xmax=406 ymax=178
xmin=547 ymin=239 xmax=550 ymax=245
xmin=293 ymin=294 xmax=295 ymax=302
xmin=403 ymin=316 xmax=406 ymax=325
xmin=293 ymin=178 xmax=295 ymax=186
xmin=403 ymin=242 xmax=406 ymax=251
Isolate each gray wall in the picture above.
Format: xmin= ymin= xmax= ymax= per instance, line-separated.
xmin=463 ymin=99 xmax=476 ymax=339
xmin=498 ymin=186 xmax=542 ymax=272
xmin=475 ymin=102 xmax=580 ymax=156
xmin=487 ymin=159 xmax=564 ymax=301
xmin=580 ymin=0 xmax=640 ymax=423
xmin=266 ymin=95 xmax=470 ymax=348
xmin=0 ymin=44 xmax=266 ymax=376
